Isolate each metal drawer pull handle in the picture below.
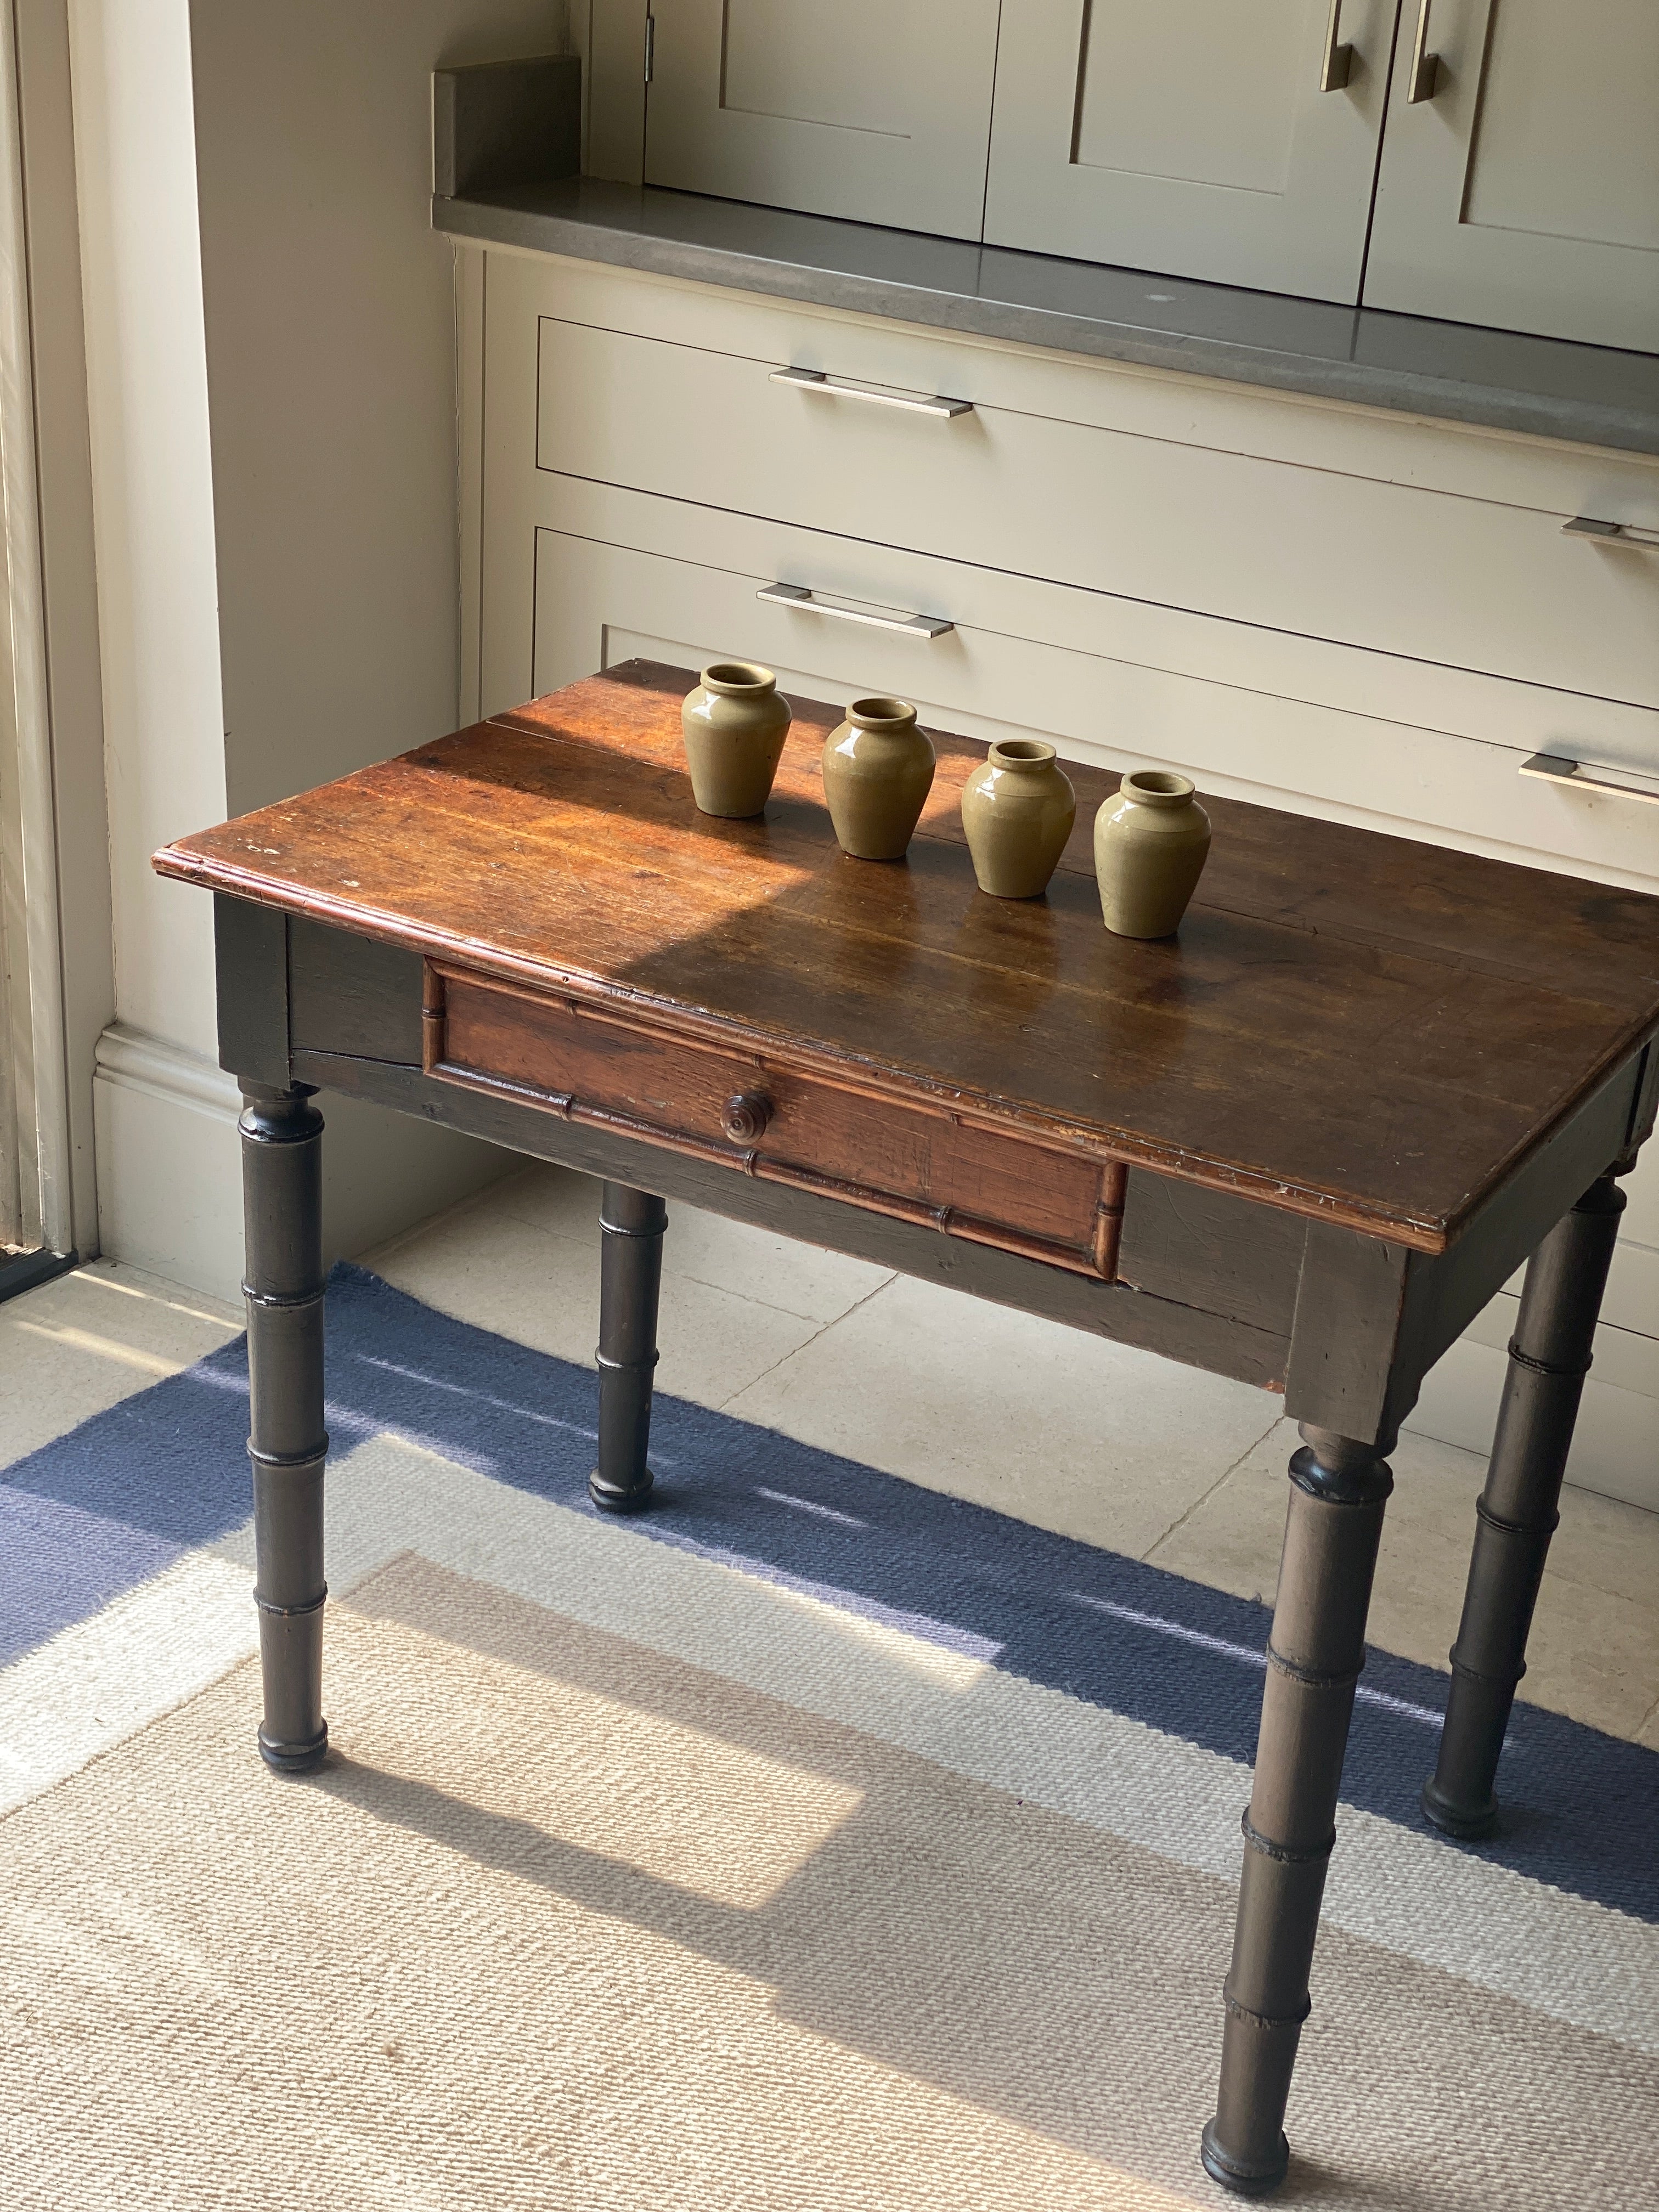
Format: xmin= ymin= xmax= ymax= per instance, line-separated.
xmin=1319 ymin=0 xmax=1353 ymax=91
xmin=1563 ymin=515 xmax=1659 ymax=552
xmin=1406 ymin=0 xmax=1440 ymax=100
xmin=771 ymin=366 xmax=973 ymax=419
xmin=757 ymin=582 xmax=953 ymax=640
xmin=1520 ymin=753 xmax=1659 ymax=809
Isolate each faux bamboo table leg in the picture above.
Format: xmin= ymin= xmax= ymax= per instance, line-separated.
xmin=589 ymin=1181 xmax=667 ymax=1513
xmin=1202 ymin=1424 xmax=1392 ymax=2197
xmin=1421 ymin=1170 xmax=1624 ymax=1839
xmin=240 ymin=1084 xmax=329 ymax=1774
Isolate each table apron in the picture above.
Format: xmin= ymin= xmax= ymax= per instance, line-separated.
xmin=423 ymin=957 xmax=1126 ymax=1280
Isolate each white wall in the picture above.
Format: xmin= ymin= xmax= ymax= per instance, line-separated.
xmin=70 ymin=0 xmax=225 ymax=1056
xmin=189 ymin=0 xmax=567 ymax=815
xmin=68 ymin=0 xmax=240 ymax=1290
xmin=69 ymin=0 xmax=565 ymax=1299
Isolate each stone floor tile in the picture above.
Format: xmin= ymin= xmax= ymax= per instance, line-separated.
xmin=1548 ymin=1476 xmax=1659 ymax=1612
xmin=364 ymin=1201 xmax=826 ymax=1409
xmin=491 ymin=1164 xmax=897 ymax=1325
xmin=721 ymin=1271 xmax=1283 ymax=1559
xmin=0 ymin=1262 xmax=240 ymax=1472
xmin=1150 ymin=1420 xmax=1659 ymax=1740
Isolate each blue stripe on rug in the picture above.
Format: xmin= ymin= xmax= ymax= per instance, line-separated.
xmin=5 ymin=1261 xmax=1655 ymax=1923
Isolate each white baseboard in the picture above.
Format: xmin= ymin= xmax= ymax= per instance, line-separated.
xmin=93 ymin=1025 xmax=244 ymax=1301
xmin=92 ymin=1022 xmax=511 ymax=1304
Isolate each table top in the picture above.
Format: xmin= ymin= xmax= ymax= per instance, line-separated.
xmin=155 ymin=661 xmax=1659 ymax=1253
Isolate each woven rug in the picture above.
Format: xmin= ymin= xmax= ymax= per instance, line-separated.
xmin=3 ymin=1264 xmax=1655 ymax=2210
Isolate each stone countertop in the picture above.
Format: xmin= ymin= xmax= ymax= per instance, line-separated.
xmin=435 ymin=174 xmax=1659 ymax=460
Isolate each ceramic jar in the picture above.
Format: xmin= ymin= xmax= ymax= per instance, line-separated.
xmin=681 ymin=662 xmax=792 ymax=819
xmin=959 ymin=740 xmax=1077 ymax=899
xmin=821 ymin=696 xmax=936 ymax=860
xmin=1093 ymin=769 xmax=1212 ymax=938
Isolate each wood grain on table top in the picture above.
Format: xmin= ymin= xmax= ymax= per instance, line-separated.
xmin=154 ymin=661 xmax=1659 ymax=1251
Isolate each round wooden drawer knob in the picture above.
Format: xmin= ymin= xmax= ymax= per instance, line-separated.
xmin=721 ymin=1091 xmax=772 ymax=1144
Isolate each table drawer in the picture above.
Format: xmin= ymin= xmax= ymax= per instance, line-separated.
xmin=425 ymin=963 xmax=1126 ymax=1278
xmin=536 ymin=311 xmax=1659 ymax=714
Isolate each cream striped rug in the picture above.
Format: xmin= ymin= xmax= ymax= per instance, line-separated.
xmin=3 ymin=1267 xmax=1655 ymax=2209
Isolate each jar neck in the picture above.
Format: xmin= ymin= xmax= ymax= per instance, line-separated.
xmin=988 ymin=742 xmax=1056 ymax=775
xmin=702 ymin=660 xmax=776 ymax=698
xmin=1119 ymin=771 xmax=1194 ymax=808
xmin=848 ymin=696 xmax=916 ymax=733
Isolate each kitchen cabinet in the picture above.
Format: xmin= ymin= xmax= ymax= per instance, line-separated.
xmin=1364 ymin=0 xmax=1659 ymax=353
xmin=594 ymin=0 xmax=1659 ymax=347
xmin=641 ymin=0 xmax=1003 ymax=241
xmin=982 ymin=0 xmax=1398 ymax=302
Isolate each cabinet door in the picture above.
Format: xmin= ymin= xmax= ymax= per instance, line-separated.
xmin=982 ymin=0 xmax=1398 ymax=300
xmin=641 ymin=0 xmax=1004 ymax=242
xmin=1364 ymin=0 xmax=1659 ymax=350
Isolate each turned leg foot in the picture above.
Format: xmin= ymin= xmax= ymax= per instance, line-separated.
xmin=1423 ymin=1171 xmax=1623 ymax=1839
xmin=589 ymin=1181 xmax=667 ymax=1513
xmin=1203 ymin=1426 xmax=1392 ymax=2195
xmin=240 ymin=1084 xmax=329 ymax=1774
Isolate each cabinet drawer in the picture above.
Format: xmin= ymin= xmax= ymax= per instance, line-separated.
xmin=528 ymin=484 xmax=1659 ymax=890
xmin=426 ymin=963 xmax=1126 ymax=1278
xmin=536 ymin=313 xmax=1659 ymax=714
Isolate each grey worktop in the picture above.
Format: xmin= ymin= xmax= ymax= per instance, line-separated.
xmin=435 ymin=175 xmax=1659 ymax=459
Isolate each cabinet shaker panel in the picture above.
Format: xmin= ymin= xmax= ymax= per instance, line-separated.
xmin=983 ymin=0 xmax=1397 ymax=301
xmin=641 ymin=0 xmax=1003 ymax=241
xmin=1365 ymin=0 xmax=1659 ymax=350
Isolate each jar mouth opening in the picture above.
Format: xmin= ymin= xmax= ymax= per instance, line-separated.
xmin=702 ymin=660 xmax=776 ymax=695
xmin=1122 ymin=769 xmax=1195 ymax=804
xmin=989 ymin=739 xmax=1057 ymax=769
xmin=849 ymin=695 xmax=915 ymax=727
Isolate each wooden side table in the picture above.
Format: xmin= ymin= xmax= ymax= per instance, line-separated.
xmin=155 ymin=663 xmax=1659 ymax=2196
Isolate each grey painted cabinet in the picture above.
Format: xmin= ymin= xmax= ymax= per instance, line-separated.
xmin=598 ymin=0 xmax=1659 ymax=347
xmin=1364 ymin=0 xmax=1659 ymax=353
xmin=641 ymin=0 xmax=1003 ymax=241
xmin=981 ymin=0 xmax=1399 ymax=303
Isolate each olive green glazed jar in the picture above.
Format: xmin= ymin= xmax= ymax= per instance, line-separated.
xmin=959 ymin=739 xmax=1077 ymax=899
xmin=821 ymin=696 xmax=936 ymax=860
xmin=1093 ymin=769 xmax=1212 ymax=938
xmin=681 ymin=661 xmax=792 ymax=819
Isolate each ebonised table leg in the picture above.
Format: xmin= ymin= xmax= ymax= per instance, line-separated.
xmin=1203 ymin=1424 xmax=1392 ymax=2197
xmin=1421 ymin=1170 xmax=1624 ymax=1839
xmin=589 ymin=1180 xmax=667 ymax=1513
xmin=239 ymin=1084 xmax=329 ymax=1774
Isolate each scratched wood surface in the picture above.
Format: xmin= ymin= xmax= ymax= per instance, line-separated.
xmin=154 ymin=660 xmax=1659 ymax=1250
